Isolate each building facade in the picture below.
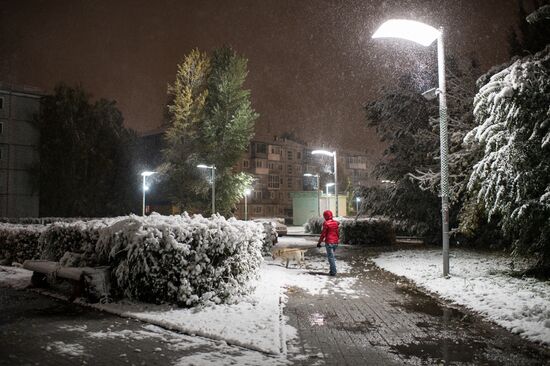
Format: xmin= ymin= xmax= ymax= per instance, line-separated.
xmin=0 ymin=83 xmax=42 ymax=217
xmin=234 ymin=136 xmax=372 ymax=222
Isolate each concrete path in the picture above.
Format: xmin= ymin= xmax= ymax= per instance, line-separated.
xmin=286 ymin=245 xmax=550 ymax=365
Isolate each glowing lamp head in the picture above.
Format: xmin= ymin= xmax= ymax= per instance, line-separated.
xmin=311 ymin=149 xmax=334 ymax=157
xmin=141 ymin=171 xmax=155 ymax=177
xmin=244 ymin=188 xmax=251 ymax=196
xmin=372 ymin=19 xmax=440 ymax=47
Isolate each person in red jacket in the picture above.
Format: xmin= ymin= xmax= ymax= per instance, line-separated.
xmin=317 ymin=210 xmax=339 ymax=276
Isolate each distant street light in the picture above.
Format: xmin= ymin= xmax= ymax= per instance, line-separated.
xmin=244 ymin=188 xmax=251 ymax=221
xmin=312 ymin=149 xmax=338 ymax=216
xmin=355 ymin=196 xmax=361 ymax=213
xmin=373 ymin=19 xmax=450 ymax=277
xmin=304 ymin=173 xmax=321 ymax=216
xmin=141 ymin=171 xmax=156 ymax=216
xmin=326 ymin=182 xmax=335 ymax=211
xmin=197 ymin=164 xmax=216 ymax=214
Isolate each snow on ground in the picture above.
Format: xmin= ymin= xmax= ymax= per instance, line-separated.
xmin=373 ymin=249 xmax=550 ymax=345
xmin=45 ymin=341 xmax=86 ymax=357
xmin=0 ymin=237 xmax=360 ymax=360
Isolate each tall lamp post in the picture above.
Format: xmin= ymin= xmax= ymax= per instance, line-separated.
xmin=326 ymin=182 xmax=335 ymax=212
xmin=197 ymin=164 xmax=216 ymax=214
xmin=304 ymin=173 xmax=321 ymax=216
xmin=141 ymin=171 xmax=156 ymax=216
xmin=373 ymin=19 xmax=450 ymax=277
xmin=312 ymin=149 xmax=338 ymax=217
xmin=244 ymin=188 xmax=251 ymax=220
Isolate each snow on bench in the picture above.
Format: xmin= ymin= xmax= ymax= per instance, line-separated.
xmin=22 ymin=260 xmax=111 ymax=303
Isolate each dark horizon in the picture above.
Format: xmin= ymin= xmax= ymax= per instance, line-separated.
xmin=0 ymin=0 xmax=522 ymax=153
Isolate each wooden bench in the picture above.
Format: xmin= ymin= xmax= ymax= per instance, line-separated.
xmin=22 ymin=260 xmax=111 ymax=303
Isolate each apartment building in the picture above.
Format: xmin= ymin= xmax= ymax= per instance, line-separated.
xmin=0 ymin=83 xmax=42 ymax=217
xmin=234 ymin=136 xmax=371 ymax=221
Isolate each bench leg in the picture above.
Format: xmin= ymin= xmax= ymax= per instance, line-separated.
xmin=30 ymin=272 xmax=48 ymax=288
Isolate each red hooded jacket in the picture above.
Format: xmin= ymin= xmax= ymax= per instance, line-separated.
xmin=319 ymin=210 xmax=339 ymax=245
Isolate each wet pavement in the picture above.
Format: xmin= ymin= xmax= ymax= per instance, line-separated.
xmin=1 ymin=243 xmax=550 ymax=365
xmin=286 ymin=245 xmax=550 ymax=365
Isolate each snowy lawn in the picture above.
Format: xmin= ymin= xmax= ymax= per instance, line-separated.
xmin=373 ymin=249 xmax=550 ymax=345
xmin=0 ymin=236 xmax=362 ymax=358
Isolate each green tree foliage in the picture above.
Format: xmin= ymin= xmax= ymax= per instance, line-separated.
xmin=465 ymin=46 xmax=550 ymax=271
xmin=36 ymin=84 xmax=138 ymax=217
xmin=364 ymin=59 xmax=482 ymax=241
xmin=163 ymin=46 xmax=258 ymax=215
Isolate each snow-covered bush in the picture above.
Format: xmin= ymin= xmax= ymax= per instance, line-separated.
xmin=98 ymin=214 xmax=264 ymax=306
xmin=0 ymin=213 xmax=266 ymax=306
xmin=339 ymin=218 xmax=396 ymax=245
xmin=0 ymin=224 xmax=45 ymax=264
xmin=305 ymin=216 xmax=396 ymax=245
xmin=304 ymin=217 xmax=324 ymax=234
xmin=465 ymin=46 xmax=550 ymax=267
xmin=258 ymin=220 xmax=277 ymax=255
xmin=38 ymin=219 xmax=117 ymax=265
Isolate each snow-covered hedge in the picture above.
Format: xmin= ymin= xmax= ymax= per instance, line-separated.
xmin=39 ymin=218 xmax=117 ymax=265
xmin=97 ymin=214 xmax=264 ymax=305
xmin=339 ymin=218 xmax=396 ymax=245
xmin=305 ymin=216 xmax=396 ymax=245
xmin=0 ymin=224 xmax=45 ymax=264
xmin=304 ymin=216 xmax=324 ymax=235
xmin=257 ymin=220 xmax=277 ymax=255
xmin=0 ymin=214 xmax=266 ymax=306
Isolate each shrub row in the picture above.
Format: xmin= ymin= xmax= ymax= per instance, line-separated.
xmin=304 ymin=216 xmax=396 ymax=246
xmin=0 ymin=214 xmax=272 ymax=306
xmin=0 ymin=224 xmax=45 ymax=264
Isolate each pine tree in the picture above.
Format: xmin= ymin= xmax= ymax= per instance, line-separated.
xmin=163 ymin=46 xmax=258 ymax=215
xmin=466 ymin=46 xmax=550 ymax=272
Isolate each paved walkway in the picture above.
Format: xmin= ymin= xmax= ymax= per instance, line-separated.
xmin=286 ymin=245 xmax=550 ymax=365
xmin=1 ymin=243 xmax=549 ymax=365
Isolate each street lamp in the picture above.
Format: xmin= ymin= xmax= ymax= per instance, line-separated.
xmin=304 ymin=173 xmax=321 ymax=216
xmin=244 ymin=188 xmax=251 ymax=221
xmin=141 ymin=171 xmax=156 ymax=216
xmin=355 ymin=196 xmax=361 ymax=213
xmin=312 ymin=149 xmax=338 ymax=217
xmin=197 ymin=164 xmax=216 ymax=214
xmin=373 ymin=19 xmax=450 ymax=277
xmin=326 ymin=182 xmax=335 ymax=212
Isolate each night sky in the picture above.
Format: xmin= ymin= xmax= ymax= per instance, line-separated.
xmin=1 ymin=0 xmax=520 ymax=152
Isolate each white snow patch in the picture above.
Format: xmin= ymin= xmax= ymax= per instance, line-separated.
xmin=46 ymin=341 xmax=85 ymax=357
xmin=0 ymin=265 xmax=31 ymax=289
xmin=373 ymin=249 xmax=550 ymax=345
